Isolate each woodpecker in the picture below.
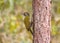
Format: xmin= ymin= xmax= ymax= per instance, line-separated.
xmin=23 ymin=12 xmax=33 ymax=34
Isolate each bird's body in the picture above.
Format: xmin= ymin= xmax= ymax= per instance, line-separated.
xmin=24 ymin=16 xmax=30 ymax=30
xmin=23 ymin=12 xmax=33 ymax=34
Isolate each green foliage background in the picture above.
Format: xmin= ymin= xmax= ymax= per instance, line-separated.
xmin=51 ymin=0 xmax=60 ymax=43
xmin=0 ymin=0 xmax=33 ymax=43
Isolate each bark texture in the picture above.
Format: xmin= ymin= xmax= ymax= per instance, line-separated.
xmin=32 ymin=0 xmax=51 ymax=43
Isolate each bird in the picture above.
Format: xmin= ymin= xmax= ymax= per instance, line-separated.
xmin=23 ymin=12 xmax=33 ymax=34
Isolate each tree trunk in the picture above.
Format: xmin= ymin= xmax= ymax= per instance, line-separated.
xmin=32 ymin=0 xmax=51 ymax=43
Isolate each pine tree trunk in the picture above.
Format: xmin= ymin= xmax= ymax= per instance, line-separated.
xmin=32 ymin=0 xmax=51 ymax=43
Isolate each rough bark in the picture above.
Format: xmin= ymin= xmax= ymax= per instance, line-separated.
xmin=32 ymin=0 xmax=51 ymax=43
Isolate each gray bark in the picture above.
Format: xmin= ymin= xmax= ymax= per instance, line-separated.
xmin=32 ymin=0 xmax=51 ymax=43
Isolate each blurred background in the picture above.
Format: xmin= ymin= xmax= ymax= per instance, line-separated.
xmin=0 ymin=0 xmax=33 ymax=43
xmin=51 ymin=0 xmax=60 ymax=43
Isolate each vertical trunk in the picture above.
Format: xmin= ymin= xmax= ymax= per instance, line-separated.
xmin=32 ymin=0 xmax=51 ymax=43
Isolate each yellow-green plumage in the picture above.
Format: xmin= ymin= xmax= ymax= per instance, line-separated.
xmin=24 ymin=16 xmax=30 ymax=30
xmin=23 ymin=12 xmax=33 ymax=34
